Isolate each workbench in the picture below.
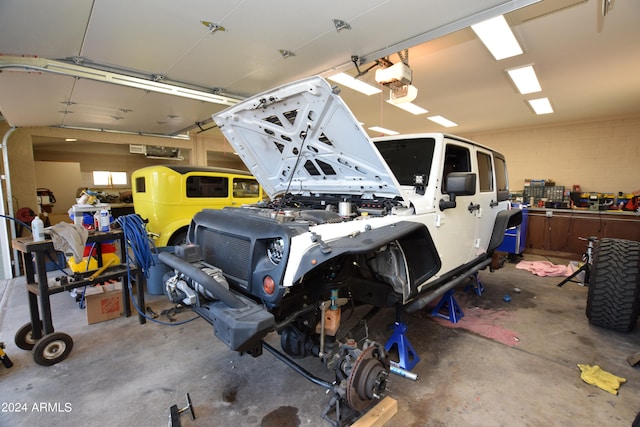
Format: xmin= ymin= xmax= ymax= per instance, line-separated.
xmin=11 ymin=229 xmax=146 ymax=366
xmin=525 ymin=208 xmax=640 ymax=258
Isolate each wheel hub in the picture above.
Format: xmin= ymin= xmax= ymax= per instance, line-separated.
xmin=345 ymin=343 xmax=389 ymax=412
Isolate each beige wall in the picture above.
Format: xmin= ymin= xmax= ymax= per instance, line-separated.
xmin=465 ymin=114 xmax=640 ymax=195
xmin=4 ymin=114 xmax=639 ymax=215
xmin=0 ymin=123 xmax=38 ymax=216
xmin=2 ymin=125 xmax=246 ymax=213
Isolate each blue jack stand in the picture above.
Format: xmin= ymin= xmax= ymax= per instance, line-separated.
xmin=464 ymin=272 xmax=484 ymax=296
xmin=431 ymin=289 xmax=464 ymax=323
xmin=385 ymin=321 xmax=420 ymax=371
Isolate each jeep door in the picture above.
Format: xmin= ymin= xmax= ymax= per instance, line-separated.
xmin=436 ymin=141 xmax=478 ymax=271
xmin=473 ymin=147 xmax=502 ymax=255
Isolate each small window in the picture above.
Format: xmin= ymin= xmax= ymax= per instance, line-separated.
xmin=93 ymin=171 xmax=127 ymax=186
xmin=135 ymin=176 xmax=146 ymax=193
xmin=477 ymin=152 xmax=493 ymax=192
xmin=186 ymin=176 xmax=228 ymax=198
xmin=233 ymin=178 xmax=260 ymax=198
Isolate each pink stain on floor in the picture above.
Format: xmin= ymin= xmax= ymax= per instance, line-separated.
xmin=429 ymin=305 xmax=520 ymax=347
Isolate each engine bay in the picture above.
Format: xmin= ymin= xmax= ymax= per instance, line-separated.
xmin=242 ymin=193 xmax=411 ymax=226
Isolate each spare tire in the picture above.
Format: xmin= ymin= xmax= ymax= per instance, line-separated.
xmin=586 ymin=238 xmax=640 ymax=332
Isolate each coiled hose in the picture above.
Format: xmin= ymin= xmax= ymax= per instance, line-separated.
xmin=115 ymin=214 xmax=197 ymax=325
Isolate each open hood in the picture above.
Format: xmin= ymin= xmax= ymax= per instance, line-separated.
xmin=213 ymin=76 xmax=403 ymax=200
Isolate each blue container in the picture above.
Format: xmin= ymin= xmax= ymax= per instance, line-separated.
xmin=147 ymin=246 xmax=175 ymax=295
xmin=497 ymin=205 xmax=528 ymax=255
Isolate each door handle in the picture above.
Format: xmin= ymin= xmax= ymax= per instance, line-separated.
xmin=468 ymin=202 xmax=480 ymax=213
xmin=489 ymin=199 xmax=499 ymax=208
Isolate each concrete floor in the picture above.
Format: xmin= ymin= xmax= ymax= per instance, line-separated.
xmin=0 ymin=254 xmax=638 ymax=427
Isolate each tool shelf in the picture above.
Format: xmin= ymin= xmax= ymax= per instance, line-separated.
xmin=11 ymin=229 xmax=146 ymax=366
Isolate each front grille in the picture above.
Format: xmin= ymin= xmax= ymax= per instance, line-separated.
xmin=199 ymin=228 xmax=251 ymax=283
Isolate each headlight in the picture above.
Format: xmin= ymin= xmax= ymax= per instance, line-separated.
xmin=267 ymin=238 xmax=285 ymax=265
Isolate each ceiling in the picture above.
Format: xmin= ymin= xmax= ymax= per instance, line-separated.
xmin=0 ymin=0 xmax=638 ymax=148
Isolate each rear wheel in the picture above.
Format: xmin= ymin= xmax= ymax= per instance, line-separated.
xmin=586 ymin=238 xmax=640 ymax=332
xmin=168 ymin=228 xmax=188 ymax=246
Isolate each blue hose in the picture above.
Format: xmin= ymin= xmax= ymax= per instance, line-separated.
xmin=115 ymin=214 xmax=197 ymax=326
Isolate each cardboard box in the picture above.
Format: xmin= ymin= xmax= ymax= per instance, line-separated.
xmin=85 ymin=281 xmax=124 ymax=324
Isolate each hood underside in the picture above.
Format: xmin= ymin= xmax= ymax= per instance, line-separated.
xmin=212 ymin=76 xmax=403 ymax=200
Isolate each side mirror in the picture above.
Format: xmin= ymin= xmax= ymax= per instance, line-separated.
xmin=439 ymin=172 xmax=476 ymax=211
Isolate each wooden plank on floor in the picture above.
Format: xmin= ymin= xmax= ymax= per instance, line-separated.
xmin=351 ymin=396 xmax=398 ymax=427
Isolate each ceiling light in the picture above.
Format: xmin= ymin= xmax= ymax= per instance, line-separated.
xmin=471 ymin=15 xmax=523 ymax=60
xmin=507 ymin=65 xmax=541 ymax=94
xmin=427 ymin=116 xmax=458 ymax=127
xmin=528 ymin=98 xmax=554 ymax=115
xmin=328 ymin=73 xmax=382 ymax=96
xmin=387 ymin=101 xmax=428 ymax=115
xmin=388 ymin=84 xmax=418 ymax=104
xmin=65 ymin=138 xmax=77 ymax=142
xmin=368 ymin=126 xmax=399 ymax=135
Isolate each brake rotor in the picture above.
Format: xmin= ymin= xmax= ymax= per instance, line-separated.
xmin=345 ymin=344 xmax=389 ymax=412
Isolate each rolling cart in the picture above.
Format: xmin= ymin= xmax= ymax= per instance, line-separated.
xmin=11 ymin=229 xmax=146 ymax=366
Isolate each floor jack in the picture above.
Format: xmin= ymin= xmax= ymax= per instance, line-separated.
xmin=168 ymin=393 xmax=195 ymax=427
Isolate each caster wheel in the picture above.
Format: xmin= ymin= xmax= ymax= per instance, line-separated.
xmin=32 ymin=332 xmax=73 ymax=366
xmin=15 ymin=322 xmax=43 ymax=351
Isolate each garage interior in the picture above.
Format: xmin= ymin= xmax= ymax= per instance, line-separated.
xmin=1 ymin=1 xmax=639 ymax=426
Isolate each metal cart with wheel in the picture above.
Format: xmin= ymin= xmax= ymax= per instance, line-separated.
xmin=11 ymin=229 xmax=146 ymax=366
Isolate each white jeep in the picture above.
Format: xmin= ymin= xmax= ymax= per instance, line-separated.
xmin=159 ymin=76 xmax=522 ymax=417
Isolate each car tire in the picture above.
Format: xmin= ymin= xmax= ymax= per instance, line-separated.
xmin=168 ymin=228 xmax=188 ymax=246
xmin=586 ymin=238 xmax=640 ymax=332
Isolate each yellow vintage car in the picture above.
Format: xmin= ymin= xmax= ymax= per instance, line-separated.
xmin=132 ymin=165 xmax=263 ymax=247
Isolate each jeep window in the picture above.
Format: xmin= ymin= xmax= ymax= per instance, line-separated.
xmin=186 ymin=175 xmax=229 ymax=198
xmin=442 ymin=144 xmax=471 ymax=193
xmin=477 ymin=151 xmax=494 ymax=192
xmin=233 ymin=178 xmax=261 ymax=198
xmin=494 ymin=155 xmax=510 ymax=201
xmin=373 ymin=137 xmax=435 ymax=186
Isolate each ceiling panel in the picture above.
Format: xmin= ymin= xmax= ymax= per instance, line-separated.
xmin=0 ymin=0 xmax=92 ymax=58
xmin=0 ymin=72 xmax=76 ymax=127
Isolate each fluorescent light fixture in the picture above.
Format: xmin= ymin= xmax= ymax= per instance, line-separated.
xmin=368 ymin=126 xmax=400 ymax=135
xmin=387 ymin=101 xmax=428 ymax=115
xmin=328 ymin=73 xmax=382 ymax=96
xmin=65 ymin=138 xmax=77 ymax=142
xmin=427 ymin=116 xmax=458 ymax=128
xmin=528 ymin=97 xmax=554 ymax=115
xmin=507 ymin=65 xmax=541 ymax=94
xmin=471 ymin=15 xmax=523 ymax=60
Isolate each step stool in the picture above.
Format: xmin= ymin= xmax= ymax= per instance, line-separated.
xmin=464 ymin=272 xmax=484 ymax=296
xmin=385 ymin=322 xmax=420 ymax=371
xmin=431 ymin=289 xmax=464 ymax=323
